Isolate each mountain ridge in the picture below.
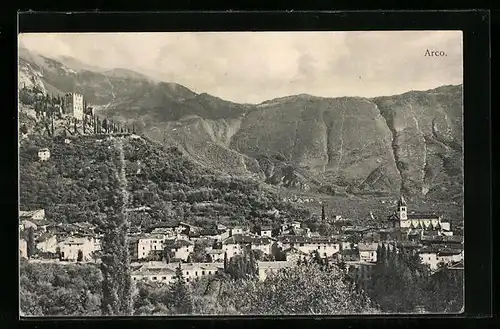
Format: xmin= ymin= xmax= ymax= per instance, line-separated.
xmin=18 ymin=48 xmax=463 ymax=201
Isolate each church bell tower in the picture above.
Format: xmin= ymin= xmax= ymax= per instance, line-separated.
xmin=397 ymin=195 xmax=408 ymax=220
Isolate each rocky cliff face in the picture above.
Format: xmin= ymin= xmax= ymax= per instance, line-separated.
xmin=19 ymin=48 xmax=463 ymax=200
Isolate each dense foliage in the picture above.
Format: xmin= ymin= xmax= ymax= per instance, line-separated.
xmin=365 ymin=244 xmax=463 ymax=313
xmin=20 ymin=261 xmax=103 ymax=316
xmin=19 ymin=133 xmax=310 ymax=231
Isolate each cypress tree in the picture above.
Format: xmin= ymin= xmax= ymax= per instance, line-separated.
xmin=100 ymin=139 xmax=132 ymax=316
xmin=26 ymin=227 xmax=35 ymax=259
xmin=223 ymin=252 xmax=228 ymax=272
xmin=169 ymin=264 xmax=192 ymax=314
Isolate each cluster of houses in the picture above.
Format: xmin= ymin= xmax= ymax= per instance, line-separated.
xmin=19 ymin=195 xmax=463 ymax=290
xmin=19 ymin=209 xmax=102 ymax=262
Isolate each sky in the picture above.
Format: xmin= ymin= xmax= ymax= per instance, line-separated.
xmin=19 ymin=31 xmax=463 ymax=104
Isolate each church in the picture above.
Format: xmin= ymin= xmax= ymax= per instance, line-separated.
xmin=388 ymin=195 xmax=452 ymax=234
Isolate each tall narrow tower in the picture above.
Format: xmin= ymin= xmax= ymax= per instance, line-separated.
xmin=321 ymin=203 xmax=326 ymax=221
xmin=397 ymin=195 xmax=408 ymax=220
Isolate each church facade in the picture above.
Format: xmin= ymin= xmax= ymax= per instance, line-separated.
xmin=388 ymin=195 xmax=452 ymax=234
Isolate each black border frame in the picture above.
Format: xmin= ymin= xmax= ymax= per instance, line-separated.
xmin=4 ymin=9 xmax=492 ymax=329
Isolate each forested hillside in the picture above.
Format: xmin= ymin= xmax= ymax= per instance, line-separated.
xmin=19 ymin=132 xmax=309 ymax=229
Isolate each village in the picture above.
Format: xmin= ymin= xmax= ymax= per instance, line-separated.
xmin=19 ymin=91 xmax=464 ymax=292
xmin=19 ymin=195 xmax=464 ymax=290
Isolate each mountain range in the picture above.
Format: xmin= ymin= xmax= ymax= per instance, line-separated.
xmin=18 ymin=46 xmax=463 ymax=202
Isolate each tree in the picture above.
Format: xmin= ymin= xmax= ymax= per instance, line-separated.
xmin=20 ymin=124 xmax=28 ymax=135
xmin=223 ymin=252 xmax=228 ymax=272
xmin=216 ymin=262 xmax=378 ymax=315
xmin=26 ymin=227 xmax=35 ymax=259
xmin=226 ymin=252 xmax=258 ymax=280
xmin=100 ymin=146 xmax=132 ymax=316
xmin=77 ymin=250 xmax=83 ymax=262
xmin=168 ymin=264 xmax=193 ymax=314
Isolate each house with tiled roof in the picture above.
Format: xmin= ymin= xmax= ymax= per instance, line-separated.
xmin=58 ymin=236 xmax=100 ymax=261
xmin=133 ymin=234 xmax=168 ymax=260
xmin=222 ymin=234 xmax=274 ymax=259
xmin=417 ymin=245 xmax=463 ymax=271
xmin=277 ymin=235 xmax=341 ymax=258
xmin=164 ymin=237 xmax=194 ymax=261
xmin=131 ymin=267 xmax=176 ymax=283
xmin=358 ymin=243 xmax=378 ymax=262
xmin=131 ymin=262 xmax=223 ymax=283
xmin=420 ymin=235 xmax=463 ymax=248
xmin=254 ymin=225 xmax=273 ymax=238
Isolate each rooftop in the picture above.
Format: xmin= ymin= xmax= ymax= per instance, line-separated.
xmin=224 ymin=234 xmax=273 ymax=245
xmin=358 ymin=243 xmax=378 ymax=251
xmin=164 ymin=238 xmax=194 ymax=248
xmin=258 ymin=261 xmax=295 ymax=269
xmin=407 ymin=213 xmax=440 ymax=219
xmin=421 ymin=235 xmax=463 ymax=243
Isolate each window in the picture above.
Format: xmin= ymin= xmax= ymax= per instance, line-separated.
xmin=202 ymin=271 xmax=205 ymax=275
xmin=195 ymin=271 xmax=198 ymax=276
xmin=208 ymin=271 xmax=211 ymax=275
xmin=324 ymin=253 xmax=327 ymax=256
xmin=133 ymin=277 xmax=136 ymax=280
xmin=324 ymin=246 xmax=327 ymax=249
xmin=162 ymin=276 xmax=166 ymax=280
xmin=299 ymin=243 xmax=304 ymax=247
xmin=317 ymin=246 xmax=320 ymax=250
xmin=152 ymin=277 xmax=157 ymax=280
xmin=186 ymin=271 xmax=189 ymax=276
xmin=234 ymin=246 xmax=237 ymax=249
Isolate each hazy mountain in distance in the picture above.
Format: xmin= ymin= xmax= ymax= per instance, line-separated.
xmin=18 ymin=47 xmax=463 ymax=201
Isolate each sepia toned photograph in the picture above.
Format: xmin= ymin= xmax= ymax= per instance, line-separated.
xmin=18 ymin=31 xmax=464 ymax=316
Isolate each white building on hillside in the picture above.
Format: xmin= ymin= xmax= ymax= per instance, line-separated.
xmin=135 ymin=234 xmax=167 ymax=260
xmin=58 ymin=236 xmax=99 ymax=261
xmin=37 ymin=148 xmax=51 ymax=161
xmin=418 ymin=248 xmax=463 ymax=271
xmin=358 ymin=243 xmax=378 ymax=263
xmin=131 ymin=262 xmax=223 ymax=283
